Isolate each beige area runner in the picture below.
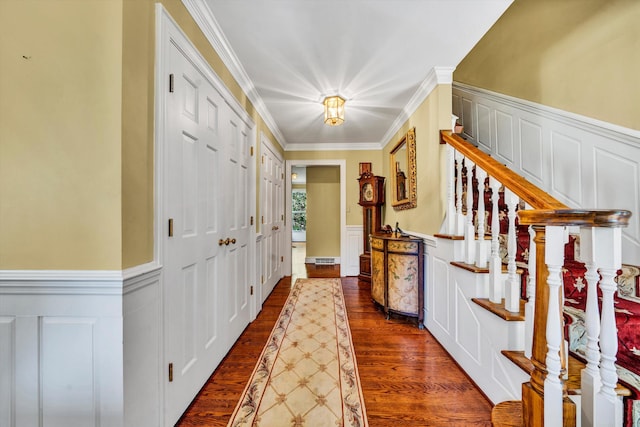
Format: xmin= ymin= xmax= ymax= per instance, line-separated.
xmin=227 ymin=278 xmax=368 ymax=427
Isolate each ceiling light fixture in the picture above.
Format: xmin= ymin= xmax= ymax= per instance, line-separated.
xmin=292 ymin=172 xmax=298 ymax=180
xmin=323 ymin=95 xmax=345 ymax=126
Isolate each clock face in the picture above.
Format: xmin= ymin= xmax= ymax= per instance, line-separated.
xmin=363 ymin=182 xmax=374 ymax=202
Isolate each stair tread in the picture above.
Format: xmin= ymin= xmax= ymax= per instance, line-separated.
xmin=491 ymin=400 xmax=523 ymax=427
xmin=501 ymin=350 xmax=631 ymax=396
xmin=450 ymin=261 xmax=524 ymax=274
xmin=472 ymin=298 xmax=525 ymax=321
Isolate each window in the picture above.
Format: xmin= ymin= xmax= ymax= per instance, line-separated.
xmin=292 ymin=190 xmax=306 ymax=231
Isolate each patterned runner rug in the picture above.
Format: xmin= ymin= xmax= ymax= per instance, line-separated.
xmin=227 ymin=278 xmax=368 ymax=427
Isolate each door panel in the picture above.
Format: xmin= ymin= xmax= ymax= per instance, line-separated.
xmin=260 ymin=142 xmax=284 ymax=301
xmin=224 ymin=116 xmax=251 ymax=344
xmin=164 ymin=43 xmax=239 ymax=425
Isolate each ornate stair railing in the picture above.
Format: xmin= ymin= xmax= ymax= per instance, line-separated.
xmin=440 ymin=130 xmax=632 ymax=426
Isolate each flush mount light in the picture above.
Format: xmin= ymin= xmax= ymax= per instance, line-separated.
xmin=323 ymin=95 xmax=345 ymax=126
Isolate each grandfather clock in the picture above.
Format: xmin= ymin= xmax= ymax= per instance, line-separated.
xmin=357 ymin=165 xmax=385 ymax=282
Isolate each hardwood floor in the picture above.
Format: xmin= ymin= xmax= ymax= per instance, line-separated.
xmin=177 ymin=264 xmax=492 ymax=426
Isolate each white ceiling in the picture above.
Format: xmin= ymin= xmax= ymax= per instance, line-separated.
xmin=185 ymin=0 xmax=513 ymax=150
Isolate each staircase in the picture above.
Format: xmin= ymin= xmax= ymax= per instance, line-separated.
xmin=429 ymin=131 xmax=634 ymax=427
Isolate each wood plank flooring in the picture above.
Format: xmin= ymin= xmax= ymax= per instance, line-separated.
xmin=177 ymin=264 xmax=492 ymax=426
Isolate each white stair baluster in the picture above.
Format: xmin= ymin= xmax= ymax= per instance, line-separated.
xmin=595 ymin=227 xmax=623 ymax=427
xmin=465 ymin=159 xmax=476 ymax=264
xmin=504 ymin=189 xmax=519 ymax=312
xmin=489 ymin=177 xmax=503 ymax=304
xmin=455 ymin=152 xmax=465 ymax=236
xmin=544 ymin=225 xmax=567 ymax=427
xmin=579 ymin=227 xmax=602 ymax=427
xmin=475 ymin=167 xmax=488 ymax=268
xmin=446 ymin=145 xmax=456 ymax=234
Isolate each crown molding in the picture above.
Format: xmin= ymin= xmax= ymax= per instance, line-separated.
xmin=181 ymin=0 xmax=287 ymax=150
xmin=380 ymin=66 xmax=455 ymax=148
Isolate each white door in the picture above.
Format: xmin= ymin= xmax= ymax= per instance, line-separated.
xmin=222 ymin=113 xmax=252 ymax=345
xmin=260 ymin=141 xmax=284 ymax=301
xmin=163 ymin=43 xmax=251 ymax=425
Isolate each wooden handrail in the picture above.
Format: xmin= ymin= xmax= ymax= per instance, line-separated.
xmin=518 ymin=209 xmax=631 ymax=227
xmin=440 ymin=131 xmax=567 ymax=210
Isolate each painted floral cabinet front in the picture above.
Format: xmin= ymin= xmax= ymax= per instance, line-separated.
xmin=370 ymin=234 xmax=424 ymax=328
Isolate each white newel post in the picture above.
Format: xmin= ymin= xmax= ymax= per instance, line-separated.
xmin=475 ymin=167 xmax=488 ymax=268
xmin=465 ymin=159 xmax=476 ymax=264
xmin=595 ymin=227 xmax=623 ymax=427
xmin=544 ymin=225 xmax=567 ymax=427
xmin=446 ymin=145 xmax=456 ymax=234
xmin=489 ymin=177 xmax=503 ymax=304
xmin=579 ymin=227 xmax=602 ymax=427
xmin=524 ymin=224 xmax=536 ymax=359
xmin=504 ymin=189 xmax=520 ymax=312
xmin=455 ymin=152 xmax=465 ymax=236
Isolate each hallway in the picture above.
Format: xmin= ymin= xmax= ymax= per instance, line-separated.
xmin=177 ymin=258 xmax=492 ymax=426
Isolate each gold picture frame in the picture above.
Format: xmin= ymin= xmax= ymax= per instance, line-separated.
xmin=390 ymin=127 xmax=416 ymax=210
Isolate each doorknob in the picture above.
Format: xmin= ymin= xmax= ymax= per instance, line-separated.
xmin=224 ymin=238 xmax=231 ymax=246
xmin=231 ymin=238 xmax=236 ymax=244
xmin=219 ymin=239 xmax=225 ymax=246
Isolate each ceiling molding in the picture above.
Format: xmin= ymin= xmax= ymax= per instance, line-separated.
xmin=181 ymin=0 xmax=288 ymax=149
xmin=380 ymin=66 xmax=455 ymax=149
xmin=285 ymin=142 xmax=381 ymax=152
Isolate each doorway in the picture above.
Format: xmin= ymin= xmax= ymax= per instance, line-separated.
xmin=285 ymin=159 xmax=346 ymax=278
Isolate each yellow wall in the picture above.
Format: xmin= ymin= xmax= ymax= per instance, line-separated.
xmin=381 ymin=85 xmax=452 ymax=235
xmin=455 ymin=0 xmax=640 ymax=131
xmin=305 ymin=167 xmax=340 ymax=258
xmin=0 ymin=0 xmax=284 ymax=270
xmin=0 ymin=0 xmax=124 ymax=269
xmin=285 ymin=150 xmax=383 ymax=226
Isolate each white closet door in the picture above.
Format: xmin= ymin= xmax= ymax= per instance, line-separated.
xmin=164 ymin=43 xmax=231 ymax=425
xmin=260 ymin=141 xmax=284 ymax=301
xmin=222 ymin=112 xmax=252 ymax=345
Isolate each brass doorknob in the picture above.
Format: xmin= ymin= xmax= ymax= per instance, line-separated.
xmin=225 ymin=238 xmax=231 ymax=246
xmin=218 ymin=239 xmax=225 ymax=246
xmin=231 ymin=238 xmax=236 ymax=244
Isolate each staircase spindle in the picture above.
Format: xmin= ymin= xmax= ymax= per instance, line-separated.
xmin=544 ymin=225 xmax=567 ymax=427
xmin=524 ymin=224 xmax=536 ymax=359
xmin=446 ymin=145 xmax=456 ymax=234
xmin=579 ymin=227 xmax=602 ymax=427
xmin=475 ymin=167 xmax=488 ymax=268
xmin=489 ymin=176 xmax=502 ymax=303
xmin=465 ymin=159 xmax=476 ymax=264
xmin=504 ymin=189 xmax=519 ymax=312
xmin=455 ymin=151 xmax=465 ymax=235
xmin=595 ymin=227 xmax=624 ymax=427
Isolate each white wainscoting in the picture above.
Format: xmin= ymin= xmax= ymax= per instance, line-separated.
xmin=0 ymin=270 xmax=125 ymax=427
xmin=0 ymin=264 xmax=165 ymax=427
xmin=344 ymin=226 xmax=363 ymax=277
xmin=453 ymin=82 xmax=640 ymax=265
xmin=123 ymin=265 xmax=162 ymax=427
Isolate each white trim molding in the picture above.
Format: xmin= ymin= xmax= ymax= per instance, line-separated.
xmin=180 ymin=0 xmax=286 ymax=149
xmin=381 ymin=66 xmax=455 ymax=148
xmin=284 ymin=159 xmax=347 ymax=277
xmin=0 ymin=270 xmax=123 ymax=295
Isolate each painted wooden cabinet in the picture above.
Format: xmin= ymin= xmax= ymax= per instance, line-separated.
xmin=370 ymin=234 xmax=424 ymax=328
